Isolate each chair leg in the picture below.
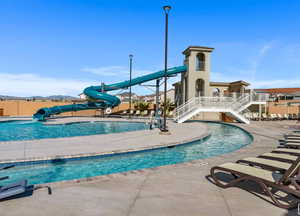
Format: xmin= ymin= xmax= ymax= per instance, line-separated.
xmin=211 ymin=167 xmax=299 ymax=209
xmin=210 ymin=167 xmax=248 ymax=188
xmin=258 ymin=181 xmax=298 ymax=209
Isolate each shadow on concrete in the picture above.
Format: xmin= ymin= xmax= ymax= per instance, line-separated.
xmin=206 ymin=172 xmax=300 ymax=215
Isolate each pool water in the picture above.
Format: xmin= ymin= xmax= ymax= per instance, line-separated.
xmin=0 ymin=120 xmax=147 ymax=141
xmin=0 ymin=122 xmax=252 ymax=185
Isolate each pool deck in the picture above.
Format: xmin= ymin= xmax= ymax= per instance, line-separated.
xmin=0 ymin=117 xmax=210 ymax=163
xmin=1 ymin=119 xmax=300 ymax=216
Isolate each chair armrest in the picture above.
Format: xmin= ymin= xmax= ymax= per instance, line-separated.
xmin=0 ymin=176 xmax=9 ymax=181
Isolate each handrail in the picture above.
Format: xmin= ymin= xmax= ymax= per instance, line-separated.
xmin=174 ymin=91 xmax=269 ymax=123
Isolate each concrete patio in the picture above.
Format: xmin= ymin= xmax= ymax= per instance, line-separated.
xmin=1 ymin=120 xmax=300 ymax=216
xmin=0 ymin=117 xmax=209 ymax=163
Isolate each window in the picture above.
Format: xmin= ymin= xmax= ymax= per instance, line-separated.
xmin=196 ymin=53 xmax=205 ymax=71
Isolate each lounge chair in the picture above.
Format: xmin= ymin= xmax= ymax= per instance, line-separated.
xmin=292 ymin=114 xmax=298 ymax=120
xmin=0 ymin=179 xmax=28 ymax=200
xmin=285 ymin=138 xmax=300 ymax=143
xmin=279 ymin=142 xmax=300 ymax=149
xmin=210 ymin=157 xmax=300 ymax=209
xmin=122 ymin=110 xmax=127 ymax=115
xmin=284 ymin=114 xmax=289 ymax=120
xmin=253 ymin=112 xmax=259 ymax=120
xmin=268 ymin=114 xmax=273 ymax=120
xmin=0 ymin=166 xmax=52 ymax=202
xmin=0 ymin=165 xmax=28 ymax=200
xmin=270 ymin=114 xmax=277 ymax=120
xmin=274 ymin=113 xmax=280 ymax=120
xmin=262 ymin=113 xmax=268 ymax=120
xmin=259 ymin=153 xmax=298 ymax=163
xmin=135 ymin=110 xmax=140 ymax=116
xmin=237 ymin=157 xmax=292 ymax=172
xmin=284 ymin=134 xmax=300 ymax=139
xmin=277 ymin=114 xmax=283 ymax=120
xmin=244 ymin=112 xmax=251 ymax=120
xmin=247 ymin=113 xmax=253 ymax=120
xmin=273 ymin=148 xmax=300 ymax=156
xmin=142 ymin=110 xmax=148 ymax=116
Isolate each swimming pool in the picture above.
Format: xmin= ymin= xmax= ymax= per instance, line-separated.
xmin=0 ymin=120 xmax=147 ymax=141
xmin=0 ymin=122 xmax=252 ymax=185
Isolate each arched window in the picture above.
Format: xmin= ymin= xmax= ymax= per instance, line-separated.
xmin=195 ymin=79 xmax=205 ymax=97
xmin=196 ymin=53 xmax=205 ymax=71
xmin=213 ymin=88 xmax=220 ymax=97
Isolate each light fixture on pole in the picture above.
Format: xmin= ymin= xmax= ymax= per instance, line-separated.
xmin=129 ymin=54 xmax=133 ymax=118
xmin=161 ymin=5 xmax=171 ymax=133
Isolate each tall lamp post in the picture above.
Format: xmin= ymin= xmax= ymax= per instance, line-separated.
xmin=161 ymin=5 xmax=171 ymax=132
xmin=129 ymin=54 xmax=133 ymax=118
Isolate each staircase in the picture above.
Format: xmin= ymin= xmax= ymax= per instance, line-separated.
xmin=174 ymin=92 xmax=268 ymax=124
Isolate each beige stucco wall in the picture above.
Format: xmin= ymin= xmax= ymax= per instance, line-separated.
xmin=0 ymin=100 xmax=101 ymax=117
xmin=247 ymin=100 xmax=300 ymax=115
xmin=0 ymin=101 xmax=155 ymax=117
xmin=181 ymin=47 xmax=213 ymax=102
xmin=190 ymin=112 xmax=221 ymax=121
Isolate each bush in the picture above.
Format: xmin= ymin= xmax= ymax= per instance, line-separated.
xmin=134 ymin=101 xmax=150 ymax=111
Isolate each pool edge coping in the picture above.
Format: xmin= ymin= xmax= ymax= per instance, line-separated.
xmin=34 ymin=122 xmax=253 ymax=188
xmin=0 ymin=131 xmax=211 ymax=165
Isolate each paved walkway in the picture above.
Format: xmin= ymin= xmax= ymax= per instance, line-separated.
xmin=1 ymin=120 xmax=300 ymax=216
xmin=0 ymin=117 xmax=209 ymax=163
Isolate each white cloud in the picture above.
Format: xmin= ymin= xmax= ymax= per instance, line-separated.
xmin=81 ymin=65 xmax=153 ymax=77
xmin=1 ymin=70 xmax=298 ymax=98
xmin=81 ymin=66 xmax=128 ymax=76
xmin=0 ymin=66 xmax=175 ymax=97
xmin=0 ymin=73 xmax=97 ymax=97
xmin=250 ymin=79 xmax=300 ymax=89
xmin=211 ymin=71 xmax=300 ymax=89
xmin=259 ymin=43 xmax=273 ymax=56
xmin=247 ymin=41 xmax=274 ymax=80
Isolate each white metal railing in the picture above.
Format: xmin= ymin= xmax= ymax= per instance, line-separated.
xmin=174 ymin=96 xmax=236 ymax=121
xmin=231 ymin=94 xmax=251 ymax=111
xmin=250 ymin=92 xmax=269 ymax=102
xmin=174 ymin=91 xmax=269 ymax=123
xmin=175 ymin=97 xmax=195 ymax=111
xmin=174 ymin=97 xmax=197 ymax=121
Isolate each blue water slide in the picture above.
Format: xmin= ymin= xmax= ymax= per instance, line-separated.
xmin=33 ymin=65 xmax=187 ymax=121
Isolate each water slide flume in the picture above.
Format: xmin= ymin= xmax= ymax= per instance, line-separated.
xmin=33 ymin=66 xmax=187 ymax=121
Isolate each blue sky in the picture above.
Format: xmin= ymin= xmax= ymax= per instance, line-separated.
xmin=0 ymin=0 xmax=300 ymax=96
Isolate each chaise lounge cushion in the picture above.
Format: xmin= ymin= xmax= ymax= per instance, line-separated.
xmin=217 ymin=162 xmax=283 ymax=182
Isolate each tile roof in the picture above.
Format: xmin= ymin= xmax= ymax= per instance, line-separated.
xmin=254 ymin=88 xmax=300 ymax=94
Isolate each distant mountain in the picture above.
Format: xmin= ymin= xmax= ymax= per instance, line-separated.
xmin=0 ymin=95 xmax=79 ymax=101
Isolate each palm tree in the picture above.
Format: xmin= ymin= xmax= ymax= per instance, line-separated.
xmin=161 ymin=99 xmax=175 ymax=114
